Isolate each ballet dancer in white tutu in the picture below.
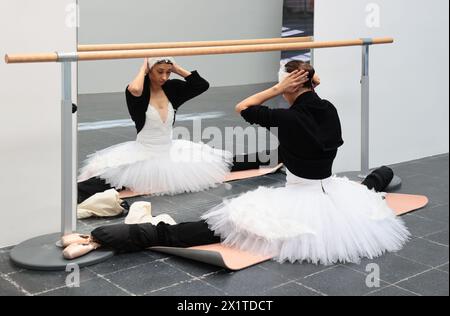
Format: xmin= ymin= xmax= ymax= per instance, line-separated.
xmin=78 ymin=57 xmax=233 ymax=196
xmin=67 ymin=61 xmax=410 ymax=265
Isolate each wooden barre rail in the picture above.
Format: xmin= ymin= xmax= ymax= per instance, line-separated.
xmin=78 ymin=37 xmax=313 ymax=52
xmin=5 ymin=37 xmax=394 ymax=64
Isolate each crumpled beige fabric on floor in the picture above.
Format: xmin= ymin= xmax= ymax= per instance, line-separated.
xmin=125 ymin=201 xmax=176 ymax=226
xmin=77 ymin=189 xmax=125 ymax=219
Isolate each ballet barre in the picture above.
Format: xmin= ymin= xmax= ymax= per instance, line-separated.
xmin=5 ymin=38 xmax=393 ymax=63
xmin=5 ymin=37 xmax=395 ymax=270
xmin=77 ymin=36 xmax=313 ymax=52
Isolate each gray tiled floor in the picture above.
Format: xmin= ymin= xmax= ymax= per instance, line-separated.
xmin=0 ymin=87 xmax=448 ymax=296
xmin=1 ymin=158 xmax=446 ymax=297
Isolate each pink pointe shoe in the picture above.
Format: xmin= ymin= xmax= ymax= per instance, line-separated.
xmin=61 ymin=233 xmax=90 ymax=248
xmin=63 ymin=237 xmax=101 ymax=260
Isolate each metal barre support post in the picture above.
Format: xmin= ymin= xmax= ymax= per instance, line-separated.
xmin=59 ymin=51 xmax=82 ymax=236
xmin=356 ymin=39 xmax=402 ymax=190
xmin=361 ymin=39 xmax=372 ymax=178
xmin=60 ymin=57 xmax=73 ymax=237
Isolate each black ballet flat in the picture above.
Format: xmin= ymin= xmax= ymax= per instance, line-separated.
xmin=362 ymin=166 xmax=394 ymax=193
xmin=231 ymin=150 xmax=275 ymax=172
xmin=77 ymin=177 xmax=114 ymax=204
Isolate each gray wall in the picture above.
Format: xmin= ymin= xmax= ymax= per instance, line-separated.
xmin=314 ymin=0 xmax=449 ymax=171
xmin=0 ymin=0 xmax=77 ymax=247
xmin=78 ymin=0 xmax=284 ymax=94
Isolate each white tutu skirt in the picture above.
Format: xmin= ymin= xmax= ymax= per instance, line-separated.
xmin=202 ymin=175 xmax=410 ymax=265
xmin=78 ymin=140 xmax=233 ymax=195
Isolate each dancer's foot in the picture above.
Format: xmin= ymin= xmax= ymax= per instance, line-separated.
xmin=61 ymin=233 xmax=90 ymax=248
xmin=63 ymin=239 xmax=101 ymax=260
xmin=362 ymin=166 xmax=394 ymax=192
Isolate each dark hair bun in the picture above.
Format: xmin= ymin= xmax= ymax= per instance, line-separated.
xmin=284 ymin=60 xmax=315 ymax=89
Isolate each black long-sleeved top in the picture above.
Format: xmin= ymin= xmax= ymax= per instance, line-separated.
xmin=241 ymin=91 xmax=344 ymax=180
xmin=125 ymin=71 xmax=209 ymax=133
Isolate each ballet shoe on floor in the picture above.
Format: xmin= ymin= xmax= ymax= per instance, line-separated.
xmin=61 ymin=233 xmax=90 ymax=248
xmin=362 ymin=166 xmax=394 ymax=192
xmin=63 ymin=240 xmax=101 ymax=260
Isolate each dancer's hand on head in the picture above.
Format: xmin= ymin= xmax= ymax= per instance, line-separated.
xmin=171 ymin=63 xmax=191 ymax=78
xmin=171 ymin=63 xmax=182 ymax=75
xmin=312 ymin=74 xmax=321 ymax=88
xmin=141 ymin=58 xmax=149 ymax=75
xmin=277 ymin=70 xmax=309 ymax=94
